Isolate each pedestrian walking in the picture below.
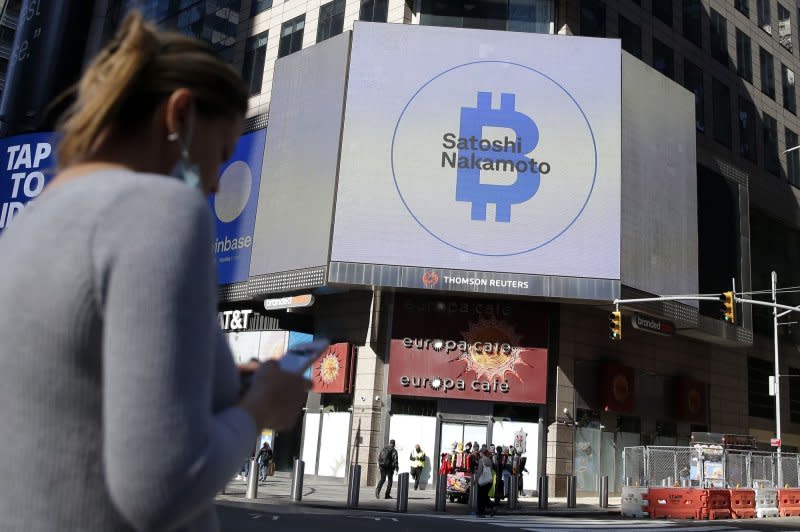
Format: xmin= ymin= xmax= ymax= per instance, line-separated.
xmin=258 ymin=441 xmax=273 ymax=482
xmin=493 ymin=445 xmax=507 ymax=505
xmin=375 ymin=439 xmax=399 ymax=499
xmin=409 ymin=444 xmax=427 ymax=490
xmin=0 ymin=11 xmax=312 ymax=531
xmin=475 ymin=445 xmax=496 ymax=517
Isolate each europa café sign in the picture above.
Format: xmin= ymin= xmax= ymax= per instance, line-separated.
xmin=309 ymin=342 xmax=354 ymax=394
xmin=387 ymin=295 xmax=548 ymax=404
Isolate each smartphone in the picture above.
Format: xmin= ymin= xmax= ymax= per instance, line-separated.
xmin=279 ymin=339 xmax=331 ymax=375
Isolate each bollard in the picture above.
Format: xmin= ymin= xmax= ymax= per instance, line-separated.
xmin=396 ymin=472 xmax=409 ymax=513
xmin=566 ymin=475 xmax=577 ymax=508
xmin=245 ymin=457 xmax=259 ymax=499
xmin=435 ymin=474 xmax=447 ymax=512
xmin=599 ymin=475 xmax=608 ymax=508
xmin=347 ymin=464 xmax=362 ymax=508
xmin=291 ymin=459 xmax=305 ymax=502
xmin=470 ymin=480 xmax=479 ymax=513
xmin=537 ymin=476 xmax=548 ymax=510
xmin=508 ymin=475 xmax=519 ymax=510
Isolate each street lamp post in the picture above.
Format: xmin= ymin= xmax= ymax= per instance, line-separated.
xmin=772 ymin=271 xmax=783 ymax=487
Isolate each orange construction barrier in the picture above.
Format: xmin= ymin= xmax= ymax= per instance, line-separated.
xmin=779 ymin=488 xmax=800 ymax=517
xmin=703 ymin=489 xmax=731 ymax=520
xmin=728 ymin=488 xmax=755 ymax=519
xmin=649 ymin=488 xmax=705 ymax=520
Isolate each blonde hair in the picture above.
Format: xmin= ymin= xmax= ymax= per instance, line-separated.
xmin=56 ymin=11 xmax=248 ymax=168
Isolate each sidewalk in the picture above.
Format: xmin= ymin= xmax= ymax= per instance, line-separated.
xmin=216 ymin=472 xmax=621 ymax=517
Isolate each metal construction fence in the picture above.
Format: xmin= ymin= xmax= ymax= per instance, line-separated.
xmin=623 ymin=446 xmax=800 ymax=489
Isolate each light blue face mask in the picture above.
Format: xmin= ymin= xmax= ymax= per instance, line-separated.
xmin=168 ymin=113 xmax=201 ymax=190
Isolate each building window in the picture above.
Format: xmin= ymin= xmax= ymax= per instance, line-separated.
xmin=359 ymin=0 xmax=388 ymax=22
xmin=783 ymin=64 xmax=797 ymax=113
xmin=242 ymin=31 xmax=268 ymax=95
xmin=684 ymin=60 xmax=705 ymax=132
xmin=580 ymin=0 xmax=605 ymax=37
xmin=419 ymin=0 xmax=554 ymax=33
xmin=317 ymin=0 xmax=346 ymax=43
xmin=735 ymin=0 xmax=750 ymax=17
xmin=710 ymin=10 xmax=728 ymax=66
xmin=760 ymin=47 xmax=775 ymax=98
xmin=619 ymin=15 xmax=641 ymax=58
xmin=763 ymin=113 xmax=779 ymax=175
xmin=652 ymin=38 xmax=674 ymax=79
xmin=507 ymin=0 xmax=555 ymax=33
xmin=653 ymin=0 xmax=672 ymax=27
xmin=736 ymin=29 xmax=753 ymax=83
xmin=787 ymin=129 xmax=800 ymax=187
xmin=739 ymin=97 xmax=757 ymax=162
xmin=250 ymin=0 xmax=272 ymax=17
xmin=278 ymin=15 xmax=305 ymax=58
xmin=758 ymin=0 xmax=772 ymax=34
xmin=682 ymin=0 xmax=701 ymax=46
xmin=748 ymin=357 xmax=773 ymax=419
xmin=712 ymin=77 xmax=732 ymax=148
xmin=778 ymin=3 xmax=792 ymax=51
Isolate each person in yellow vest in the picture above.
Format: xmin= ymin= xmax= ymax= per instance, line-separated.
xmin=409 ymin=444 xmax=427 ymax=490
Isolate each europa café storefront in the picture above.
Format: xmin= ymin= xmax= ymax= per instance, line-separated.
xmin=385 ymin=293 xmax=550 ymax=490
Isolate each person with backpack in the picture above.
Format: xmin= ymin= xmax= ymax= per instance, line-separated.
xmin=257 ymin=441 xmax=273 ymax=482
xmin=375 ymin=439 xmax=399 ymax=499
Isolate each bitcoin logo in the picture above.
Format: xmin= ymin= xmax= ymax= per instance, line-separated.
xmin=456 ymin=92 xmax=540 ymax=222
xmin=390 ymin=60 xmax=597 ymax=257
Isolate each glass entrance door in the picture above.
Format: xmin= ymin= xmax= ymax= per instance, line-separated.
xmin=440 ymin=422 xmax=488 ymax=452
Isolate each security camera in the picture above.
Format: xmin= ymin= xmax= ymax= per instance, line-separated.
xmin=375 ymin=395 xmax=382 ymax=402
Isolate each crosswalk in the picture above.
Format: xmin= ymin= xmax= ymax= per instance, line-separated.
xmin=441 ymin=515 xmax=789 ymax=531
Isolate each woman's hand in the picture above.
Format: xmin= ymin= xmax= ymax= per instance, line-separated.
xmin=238 ymin=359 xmax=311 ymax=430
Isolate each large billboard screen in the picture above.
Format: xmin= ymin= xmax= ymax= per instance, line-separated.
xmin=331 ymin=23 xmax=621 ymax=280
xmin=249 ymin=32 xmax=350 ymax=281
xmin=212 ymin=129 xmax=266 ymax=285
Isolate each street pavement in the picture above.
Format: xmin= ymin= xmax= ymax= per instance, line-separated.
xmin=216 ymin=502 xmax=800 ymax=531
xmin=217 ymin=471 xmax=606 ymax=515
xmin=215 ymin=473 xmax=800 ymax=530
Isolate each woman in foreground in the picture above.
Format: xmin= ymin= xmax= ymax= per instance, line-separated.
xmin=0 ymin=12 xmax=309 ymax=531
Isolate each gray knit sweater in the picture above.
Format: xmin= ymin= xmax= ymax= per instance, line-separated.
xmin=0 ymin=170 xmax=257 ymax=531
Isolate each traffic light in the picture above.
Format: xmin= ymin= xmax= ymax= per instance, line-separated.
xmin=609 ymin=311 xmax=622 ymax=340
xmin=720 ymin=291 xmax=735 ymax=323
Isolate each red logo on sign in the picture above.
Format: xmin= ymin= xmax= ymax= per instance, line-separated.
xmin=422 ymin=271 xmax=439 ymax=287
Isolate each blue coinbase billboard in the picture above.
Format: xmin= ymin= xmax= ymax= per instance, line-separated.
xmin=0 ymin=132 xmax=57 ymax=234
xmin=212 ymin=129 xmax=267 ymax=285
